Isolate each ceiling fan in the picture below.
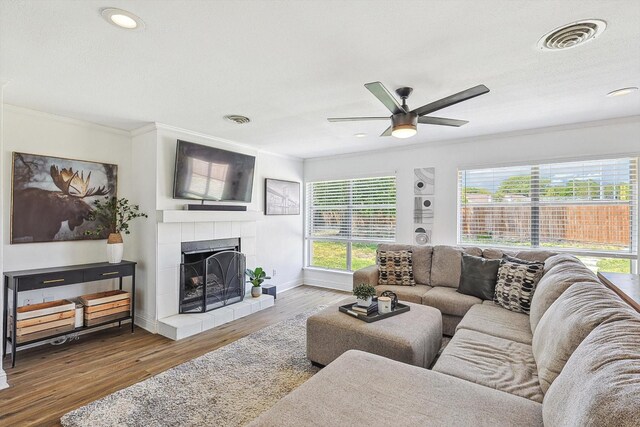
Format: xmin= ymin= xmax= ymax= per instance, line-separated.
xmin=328 ymin=82 xmax=490 ymax=138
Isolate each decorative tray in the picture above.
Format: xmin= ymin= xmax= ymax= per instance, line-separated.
xmin=339 ymin=302 xmax=410 ymax=323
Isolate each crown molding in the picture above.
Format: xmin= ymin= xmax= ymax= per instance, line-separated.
xmin=3 ymin=104 xmax=131 ymax=136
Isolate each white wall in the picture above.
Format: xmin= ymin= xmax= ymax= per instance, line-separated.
xmin=304 ymin=116 xmax=640 ymax=290
xmin=130 ymin=128 xmax=159 ymax=330
xmin=0 ymin=87 xmax=8 ymax=389
xmin=254 ymin=152 xmax=304 ymax=291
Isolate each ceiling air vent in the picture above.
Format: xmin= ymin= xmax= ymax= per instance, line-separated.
xmin=224 ymin=115 xmax=251 ymax=124
xmin=537 ymin=19 xmax=606 ymax=51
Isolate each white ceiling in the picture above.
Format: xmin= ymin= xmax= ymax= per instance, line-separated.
xmin=1 ymin=0 xmax=639 ymax=159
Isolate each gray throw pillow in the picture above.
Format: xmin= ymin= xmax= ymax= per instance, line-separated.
xmin=457 ymin=254 xmax=501 ymax=300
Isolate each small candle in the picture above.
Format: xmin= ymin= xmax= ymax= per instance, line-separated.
xmin=378 ymin=296 xmax=392 ymax=314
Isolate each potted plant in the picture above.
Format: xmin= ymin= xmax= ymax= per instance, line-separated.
xmin=85 ymin=197 xmax=148 ymax=263
xmin=353 ymin=283 xmax=376 ymax=307
xmin=246 ymin=267 xmax=271 ymax=298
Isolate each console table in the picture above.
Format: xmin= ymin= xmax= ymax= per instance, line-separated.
xmin=598 ymin=271 xmax=640 ymax=312
xmin=3 ymin=260 xmax=136 ymax=368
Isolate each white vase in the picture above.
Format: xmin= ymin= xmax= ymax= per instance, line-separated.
xmin=356 ymin=296 xmax=372 ymax=307
xmin=107 ymin=242 xmax=124 ymax=263
xmin=251 ymin=286 xmax=262 ymax=297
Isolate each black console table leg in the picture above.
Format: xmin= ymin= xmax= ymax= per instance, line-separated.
xmin=131 ymin=271 xmax=136 ymax=333
xmin=2 ymin=277 xmax=8 ymax=359
xmin=11 ymin=282 xmax=18 ymax=368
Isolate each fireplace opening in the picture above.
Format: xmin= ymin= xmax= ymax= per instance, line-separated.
xmin=179 ymin=238 xmax=245 ymax=313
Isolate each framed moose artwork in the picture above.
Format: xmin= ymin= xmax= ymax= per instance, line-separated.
xmin=11 ymin=152 xmax=117 ymax=244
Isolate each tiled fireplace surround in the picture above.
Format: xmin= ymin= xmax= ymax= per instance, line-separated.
xmin=155 ymin=217 xmax=274 ymax=340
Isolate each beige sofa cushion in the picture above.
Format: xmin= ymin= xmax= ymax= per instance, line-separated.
xmin=379 ymin=244 xmax=432 ymax=285
xmin=433 ymin=329 xmax=544 ymax=402
xmin=542 ymin=252 xmax=579 ymax=271
xmin=375 ymin=284 xmax=432 ymax=304
xmin=456 ymin=304 xmax=533 ymax=345
xmin=352 ymin=264 xmax=379 ymax=289
xmin=529 ymin=254 xmax=599 ymax=332
xmin=430 ymin=245 xmax=482 ymax=288
xmin=482 ymin=248 xmax=554 ymax=262
xmin=442 ymin=313 xmax=462 ymax=337
xmin=482 ymin=248 xmax=516 ymax=259
xmin=543 ymin=318 xmax=640 ymax=427
xmin=533 ymin=282 xmax=636 ymax=394
xmin=422 ymin=286 xmax=481 ymax=317
xmin=514 ymin=250 xmax=556 ymax=263
xmin=249 ymin=350 xmax=543 ymax=427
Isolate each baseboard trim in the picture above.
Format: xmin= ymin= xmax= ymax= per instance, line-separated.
xmin=134 ymin=312 xmax=158 ymax=334
xmin=275 ymin=279 xmax=304 ymax=293
xmin=0 ymin=368 xmax=8 ymax=390
xmin=302 ymin=279 xmax=351 ymax=292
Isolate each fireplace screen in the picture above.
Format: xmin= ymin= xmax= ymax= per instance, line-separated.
xmin=180 ymin=250 xmax=246 ymax=313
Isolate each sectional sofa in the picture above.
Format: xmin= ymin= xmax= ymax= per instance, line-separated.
xmin=250 ymin=245 xmax=640 ymax=426
xmin=354 ymin=244 xmax=560 ymax=336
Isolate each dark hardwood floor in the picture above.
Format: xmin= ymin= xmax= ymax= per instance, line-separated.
xmin=0 ymin=285 xmax=349 ymax=427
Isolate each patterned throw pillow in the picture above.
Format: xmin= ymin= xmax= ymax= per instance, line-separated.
xmin=377 ymin=250 xmax=415 ymax=286
xmin=494 ymin=258 xmax=544 ymax=313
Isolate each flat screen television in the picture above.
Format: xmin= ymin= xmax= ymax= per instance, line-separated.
xmin=173 ymin=140 xmax=256 ymax=202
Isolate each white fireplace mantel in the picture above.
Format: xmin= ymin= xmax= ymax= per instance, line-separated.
xmin=158 ymin=210 xmax=263 ymax=223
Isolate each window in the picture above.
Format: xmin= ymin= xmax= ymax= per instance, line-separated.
xmin=306 ymin=176 xmax=397 ymax=271
xmin=458 ymin=157 xmax=638 ymax=272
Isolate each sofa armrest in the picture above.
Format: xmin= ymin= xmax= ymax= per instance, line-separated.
xmin=353 ymin=264 xmax=379 ymax=290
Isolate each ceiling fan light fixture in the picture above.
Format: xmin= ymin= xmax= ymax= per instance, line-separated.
xmin=391 ymin=112 xmax=418 ymax=139
xmin=391 ymin=125 xmax=417 ymax=138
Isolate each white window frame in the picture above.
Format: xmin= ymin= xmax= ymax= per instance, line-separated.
xmin=305 ymin=175 xmax=397 ymax=272
xmin=456 ymin=156 xmax=639 ymax=273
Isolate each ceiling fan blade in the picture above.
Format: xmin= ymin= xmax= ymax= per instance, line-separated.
xmin=365 ymin=82 xmax=406 ymax=114
xmin=411 ymin=84 xmax=490 ymax=117
xmin=327 ymin=117 xmax=389 ymax=122
xmin=380 ymin=126 xmax=393 ymax=137
xmin=418 ymin=116 xmax=469 ymax=127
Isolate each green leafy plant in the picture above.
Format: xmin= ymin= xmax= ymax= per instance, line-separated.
xmin=84 ymin=196 xmax=148 ymax=237
xmin=353 ymin=283 xmax=376 ymax=299
xmin=246 ymin=267 xmax=271 ymax=287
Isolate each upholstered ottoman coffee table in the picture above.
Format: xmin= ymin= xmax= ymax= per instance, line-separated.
xmin=307 ymin=301 xmax=442 ymax=368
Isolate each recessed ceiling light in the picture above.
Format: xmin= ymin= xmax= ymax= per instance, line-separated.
xmin=606 ymin=87 xmax=638 ymax=97
xmin=101 ymin=8 xmax=145 ymax=30
xmin=354 ymin=133 xmax=367 ymax=138
xmin=537 ymin=19 xmax=606 ymax=51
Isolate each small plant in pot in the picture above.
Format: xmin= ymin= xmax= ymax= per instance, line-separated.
xmin=353 ymin=283 xmax=376 ymax=307
xmin=246 ymin=267 xmax=271 ymax=298
xmin=85 ymin=197 xmax=148 ymax=264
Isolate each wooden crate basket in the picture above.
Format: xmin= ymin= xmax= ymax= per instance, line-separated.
xmin=79 ymin=290 xmax=131 ymax=326
xmin=14 ymin=300 xmax=76 ymax=344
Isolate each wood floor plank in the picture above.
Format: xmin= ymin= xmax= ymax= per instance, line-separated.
xmin=0 ymin=285 xmax=350 ymax=427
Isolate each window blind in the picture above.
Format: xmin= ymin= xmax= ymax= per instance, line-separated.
xmin=306 ymin=176 xmax=397 ymax=242
xmin=458 ymin=157 xmax=638 ymax=256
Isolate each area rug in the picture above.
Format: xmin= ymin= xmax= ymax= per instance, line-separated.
xmin=61 ymin=307 xmax=325 ymax=427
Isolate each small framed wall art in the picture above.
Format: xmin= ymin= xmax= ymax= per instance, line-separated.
xmin=265 ymin=178 xmax=301 ymax=215
xmin=413 ymin=167 xmax=435 ymax=245
xmin=11 ymin=152 xmax=117 ymax=243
